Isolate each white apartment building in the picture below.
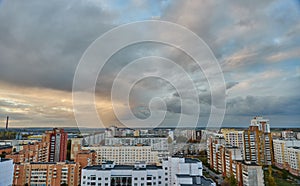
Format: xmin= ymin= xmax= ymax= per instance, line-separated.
xmin=286 ymin=146 xmax=300 ymax=176
xmin=81 ymin=157 xmax=215 ymax=186
xmin=82 ymin=145 xmax=159 ymax=165
xmin=273 ymin=139 xmax=300 ymax=172
xmin=82 ymin=133 xmax=106 ymax=146
xmin=250 ymin=116 xmax=270 ymax=133
xmin=0 ymin=158 xmax=14 ymax=186
xmin=162 ymin=157 xmax=205 ymax=186
xmin=105 ymin=137 xmax=169 ymax=151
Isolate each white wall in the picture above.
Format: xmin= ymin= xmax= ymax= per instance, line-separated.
xmin=0 ymin=159 xmax=14 ymax=186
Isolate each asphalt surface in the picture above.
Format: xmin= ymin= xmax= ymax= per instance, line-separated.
xmin=202 ymin=164 xmax=223 ymax=185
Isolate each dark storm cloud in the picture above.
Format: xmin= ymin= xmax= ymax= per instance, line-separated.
xmin=226 ymin=95 xmax=300 ymax=116
xmin=0 ymin=0 xmax=300 ymax=127
xmin=0 ymin=0 xmax=115 ymax=91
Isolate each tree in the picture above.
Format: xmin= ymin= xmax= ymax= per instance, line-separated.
xmin=268 ymin=165 xmax=277 ymax=186
xmin=167 ymin=136 xmax=173 ymax=144
xmin=222 ymin=174 xmax=237 ymax=186
xmin=229 ymin=174 xmax=237 ymax=186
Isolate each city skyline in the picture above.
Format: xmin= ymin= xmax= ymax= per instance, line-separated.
xmin=0 ymin=0 xmax=300 ymax=128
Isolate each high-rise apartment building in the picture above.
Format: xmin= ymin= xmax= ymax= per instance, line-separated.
xmin=7 ymin=142 xmax=49 ymax=163
xmin=43 ymin=128 xmax=68 ymax=162
xmin=207 ymin=135 xmax=226 ymax=172
xmin=13 ymin=162 xmax=80 ymax=186
xmin=221 ymin=129 xmax=244 ymax=149
xmin=286 ymin=147 xmax=300 ymax=176
xmin=273 ymin=139 xmax=300 ymax=170
xmin=70 ymin=138 xmax=82 ymax=160
xmin=224 ymin=147 xmax=243 ymax=178
xmin=243 ymin=116 xmax=273 ymax=165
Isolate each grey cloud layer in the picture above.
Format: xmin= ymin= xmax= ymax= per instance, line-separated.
xmin=0 ymin=0 xmax=299 ymax=127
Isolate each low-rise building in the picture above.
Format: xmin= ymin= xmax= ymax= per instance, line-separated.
xmin=81 ymin=157 xmax=215 ymax=186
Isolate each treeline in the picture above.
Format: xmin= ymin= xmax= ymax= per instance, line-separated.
xmin=0 ymin=131 xmax=17 ymax=140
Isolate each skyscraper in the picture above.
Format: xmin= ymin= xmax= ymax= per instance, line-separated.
xmin=243 ymin=116 xmax=274 ymax=165
xmin=43 ymin=128 xmax=68 ymax=162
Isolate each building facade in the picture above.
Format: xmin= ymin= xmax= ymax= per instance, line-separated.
xmin=43 ymin=128 xmax=68 ymax=162
xmin=81 ymin=157 xmax=215 ymax=186
xmin=207 ymin=135 xmax=226 ymax=172
xmin=241 ymin=163 xmax=264 ymax=186
xmin=105 ymin=137 xmax=169 ymax=151
xmin=273 ymin=139 xmax=300 ymax=170
xmin=7 ymin=142 xmax=49 ymax=163
xmin=286 ymin=146 xmax=300 ymax=176
xmin=0 ymin=158 xmax=14 ymax=186
xmin=13 ymin=162 xmax=80 ymax=186
xmin=243 ymin=117 xmax=274 ymax=165
xmin=82 ymin=145 xmax=159 ymax=165
xmin=221 ymin=129 xmax=244 ymax=149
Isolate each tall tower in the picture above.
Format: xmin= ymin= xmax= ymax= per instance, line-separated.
xmin=5 ymin=116 xmax=9 ymax=130
xmin=244 ymin=116 xmax=274 ymax=165
xmin=43 ymin=128 xmax=68 ymax=162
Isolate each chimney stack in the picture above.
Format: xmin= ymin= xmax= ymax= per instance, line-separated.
xmin=6 ymin=116 xmax=9 ymax=130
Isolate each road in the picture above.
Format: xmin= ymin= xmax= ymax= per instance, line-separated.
xmin=202 ymin=164 xmax=223 ymax=185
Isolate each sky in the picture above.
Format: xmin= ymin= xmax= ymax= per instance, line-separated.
xmin=0 ymin=0 xmax=299 ymax=128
